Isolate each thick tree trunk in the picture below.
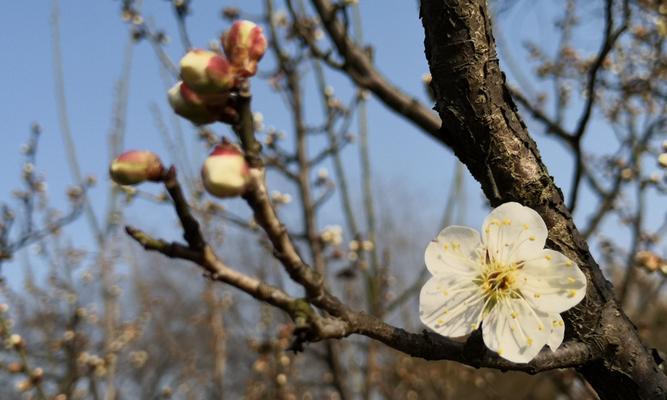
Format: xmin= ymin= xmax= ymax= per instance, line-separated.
xmin=419 ymin=1 xmax=667 ymax=399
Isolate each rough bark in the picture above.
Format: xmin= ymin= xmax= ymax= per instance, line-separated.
xmin=419 ymin=1 xmax=667 ymax=399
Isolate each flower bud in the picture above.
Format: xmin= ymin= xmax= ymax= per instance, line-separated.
xmin=179 ymin=49 xmax=236 ymax=93
xmin=8 ymin=334 xmax=24 ymax=349
xmin=659 ymin=153 xmax=667 ymax=169
xmin=222 ymin=20 xmax=267 ymax=77
xmin=636 ymin=250 xmax=661 ymax=272
xmin=30 ymin=367 xmax=44 ymax=383
xmin=16 ymin=379 xmax=31 ymax=392
xmin=168 ymin=82 xmax=219 ymax=125
xmin=201 ymin=143 xmax=250 ymax=198
xmin=7 ymin=362 xmax=24 ymax=374
xmin=109 ymin=151 xmax=164 ymax=185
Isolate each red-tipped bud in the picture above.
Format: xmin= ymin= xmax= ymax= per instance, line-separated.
xmin=168 ymin=82 xmax=220 ymax=125
xmin=222 ymin=20 xmax=267 ymax=78
xmin=109 ymin=151 xmax=164 ymax=185
xmin=180 ymin=49 xmax=236 ymax=93
xmin=7 ymin=362 xmax=24 ymax=374
xmin=201 ymin=143 xmax=250 ymax=198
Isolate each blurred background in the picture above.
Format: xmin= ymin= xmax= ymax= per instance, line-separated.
xmin=0 ymin=0 xmax=665 ymax=398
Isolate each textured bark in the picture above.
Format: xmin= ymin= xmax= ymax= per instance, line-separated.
xmin=419 ymin=1 xmax=667 ymax=399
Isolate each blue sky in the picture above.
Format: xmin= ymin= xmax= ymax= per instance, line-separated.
xmin=0 ymin=1 xmax=657 ymax=286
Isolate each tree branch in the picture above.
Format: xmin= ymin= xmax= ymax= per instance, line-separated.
xmin=420 ymin=0 xmax=666 ymax=398
xmin=302 ymin=0 xmax=443 ymax=140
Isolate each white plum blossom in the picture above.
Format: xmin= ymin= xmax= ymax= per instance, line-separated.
xmin=320 ymin=225 xmax=343 ymax=246
xmin=419 ymin=202 xmax=587 ymax=363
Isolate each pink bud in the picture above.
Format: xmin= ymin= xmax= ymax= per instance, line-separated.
xmin=110 ymin=150 xmax=164 ymax=185
xmin=168 ymin=82 xmax=219 ymax=124
xmin=180 ymin=49 xmax=236 ymax=93
xmin=201 ymin=143 xmax=250 ymax=198
xmin=222 ymin=20 xmax=267 ymax=78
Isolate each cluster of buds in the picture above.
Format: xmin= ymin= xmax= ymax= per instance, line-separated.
xmin=169 ymin=20 xmax=267 ymax=125
xmin=341 ymin=239 xmax=375 ymax=264
xmin=109 ymin=150 xmax=164 ymax=186
xmin=270 ymin=190 xmax=292 ymax=205
xmin=129 ymin=350 xmax=149 ymax=368
xmin=9 ymin=364 xmax=42 ymax=393
xmin=263 ymin=128 xmax=286 ymax=147
xmin=320 ymin=225 xmax=343 ymax=246
xmin=78 ymin=352 xmax=107 ymax=377
xmin=110 ymin=21 xmax=266 ymax=199
xmin=349 ymin=239 xmax=374 ymax=252
xmin=108 ymin=142 xmax=252 ymax=200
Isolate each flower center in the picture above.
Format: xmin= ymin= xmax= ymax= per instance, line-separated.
xmin=486 ymin=271 xmax=513 ymax=291
xmin=476 ymin=260 xmax=519 ymax=301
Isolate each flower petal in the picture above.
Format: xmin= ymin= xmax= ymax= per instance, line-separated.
xmin=547 ymin=314 xmax=565 ymax=351
xmin=425 ymin=226 xmax=482 ymax=276
xmin=419 ymin=275 xmax=485 ymax=337
xmin=482 ymin=297 xmax=549 ymax=363
xmin=518 ymin=249 xmax=587 ymax=313
xmin=482 ymin=202 xmax=548 ymax=265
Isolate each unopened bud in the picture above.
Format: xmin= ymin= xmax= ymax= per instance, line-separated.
xmin=201 ymin=143 xmax=250 ymax=198
xmin=16 ymin=379 xmax=31 ymax=392
xmin=276 ymin=373 xmax=287 ymax=386
xmin=636 ymin=250 xmax=661 ymax=272
xmin=31 ymin=367 xmax=44 ymax=383
xmin=8 ymin=334 xmax=24 ymax=349
xmin=180 ymin=49 xmax=236 ymax=93
xmin=222 ymin=7 xmax=240 ymax=20
xmin=109 ymin=151 xmax=164 ymax=185
xmin=63 ymin=330 xmax=75 ymax=341
xmin=222 ymin=20 xmax=267 ymax=78
xmin=658 ymin=153 xmax=667 ymax=169
xmin=7 ymin=362 xmax=24 ymax=373
xmin=168 ymin=82 xmax=220 ymax=125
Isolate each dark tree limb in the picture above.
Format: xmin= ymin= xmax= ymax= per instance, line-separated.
xmin=420 ymin=1 xmax=666 ymax=399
